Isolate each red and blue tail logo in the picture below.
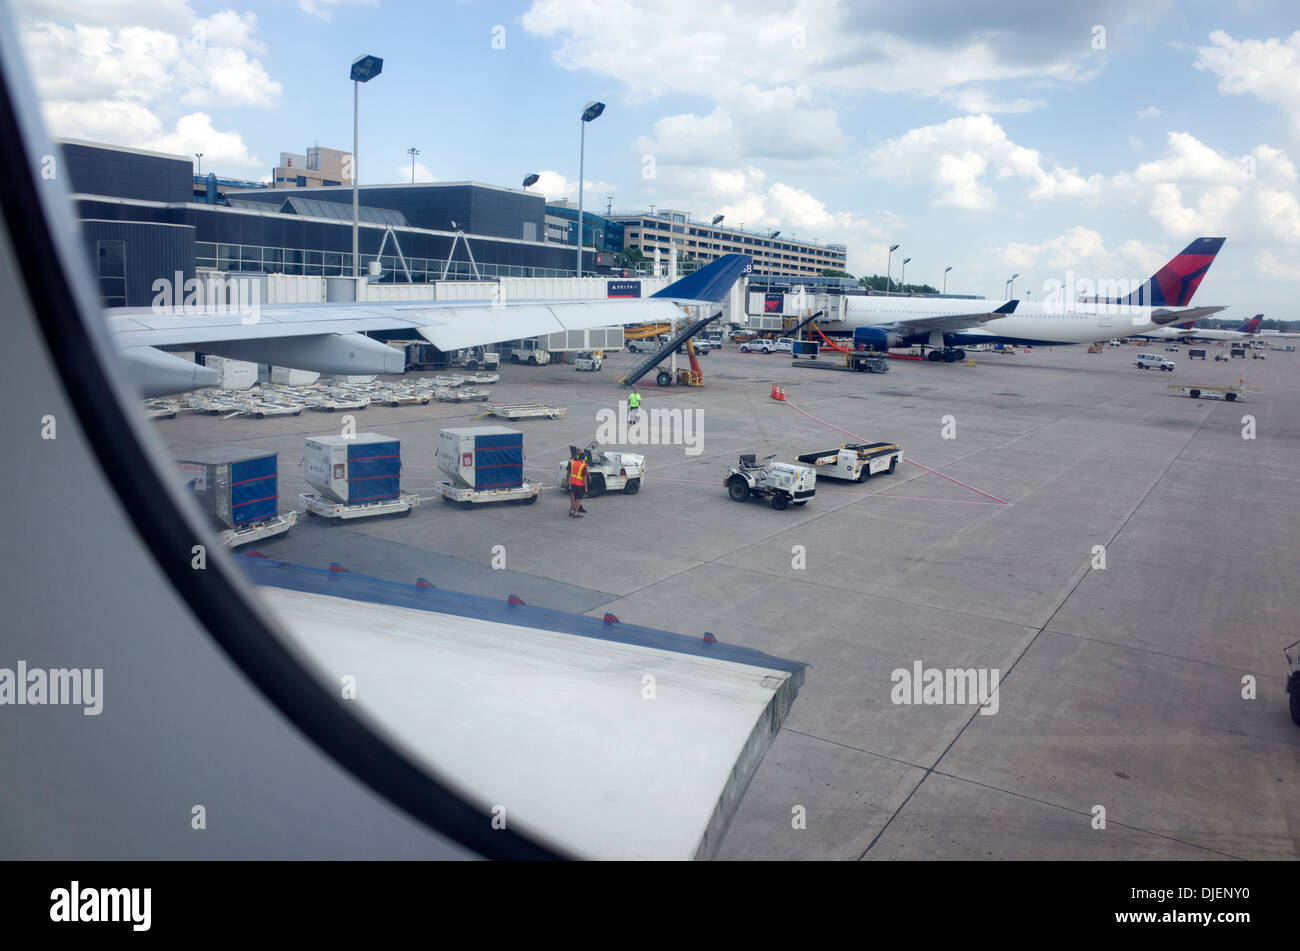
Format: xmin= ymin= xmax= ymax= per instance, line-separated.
xmin=1147 ymin=237 xmax=1225 ymax=306
xmin=1237 ymin=314 xmax=1263 ymax=334
xmin=1107 ymin=237 xmax=1225 ymax=307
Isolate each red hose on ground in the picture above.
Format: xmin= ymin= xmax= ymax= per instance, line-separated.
xmin=812 ymin=324 xmax=849 ymax=352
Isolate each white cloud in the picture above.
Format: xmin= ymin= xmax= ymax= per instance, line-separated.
xmin=635 ymin=84 xmax=845 ymax=170
xmin=395 ymin=161 xmax=436 ymax=184
xmin=146 ymin=112 xmax=262 ymax=168
xmin=869 ymin=114 xmax=1103 ymax=209
xmin=1132 ymin=132 xmax=1254 ymax=185
xmin=988 ymin=226 xmax=1166 ymax=298
xmin=1258 ymin=251 xmax=1300 ymax=282
xmin=522 ymin=0 xmax=1110 ymax=101
xmin=1129 ymin=136 xmax=1143 ymax=150
xmin=1196 ymin=30 xmax=1300 ymax=134
xmin=16 ymin=3 xmax=279 ymax=175
xmin=1137 ymin=105 xmax=1162 ymax=118
xmin=527 ymin=170 xmax=617 ymax=204
xmin=14 ymin=0 xmax=196 ymax=32
xmin=938 ymin=87 xmax=1045 ymax=114
xmin=297 ymin=0 xmax=379 ymax=21
xmin=45 ymin=103 xmax=263 ymax=169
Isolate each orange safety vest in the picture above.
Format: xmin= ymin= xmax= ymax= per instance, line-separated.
xmin=569 ymin=459 xmax=587 ymax=486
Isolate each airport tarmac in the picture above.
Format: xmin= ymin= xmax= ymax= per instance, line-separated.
xmin=152 ymin=341 xmax=1300 ymax=860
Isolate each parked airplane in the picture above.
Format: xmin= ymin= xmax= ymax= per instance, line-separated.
xmin=837 ymin=238 xmax=1226 ymax=361
xmin=1140 ymin=313 xmax=1262 ymax=342
xmin=107 ymin=254 xmax=753 ymax=396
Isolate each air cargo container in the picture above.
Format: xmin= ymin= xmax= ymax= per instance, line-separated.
xmin=203 ymin=355 xmax=258 ymax=390
xmin=437 ymin=426 xmax=525 ymax=489
xmin=175 ymin=447 xmax=279 ymax=529
xmin=435 ymin=426 xmax=541 ymax=508
xmin=304 ymin=433 xmax=402 ymax=504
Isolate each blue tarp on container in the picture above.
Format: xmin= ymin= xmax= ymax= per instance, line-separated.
xmin=229 ymin=454 xmax=277 ymax=525
xmin=472 ymin=431 xmax=523 ymax=488
xmin=346 ymin=440 xmax=401 ymax=503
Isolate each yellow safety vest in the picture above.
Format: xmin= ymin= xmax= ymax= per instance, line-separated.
xmin=569 ymin=459 xmax=587 ymax=486
xmin=628 ymin=393 xmax=641 ymax=409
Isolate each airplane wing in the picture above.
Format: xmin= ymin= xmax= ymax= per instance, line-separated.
xmin=872 ymin=299 xmax=1019 ymax=337
xmin=246 ymin=555 xmax=806 ymax=860
xmin=107 ymin=254 xmax=752 ymax=395
xmin=1149 ymin=305 xmax=1225 ymax=325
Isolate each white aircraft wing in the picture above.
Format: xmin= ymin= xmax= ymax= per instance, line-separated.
xmin=873 ymin=299 xmax=1020 ymax=337
xmin=1150 ymin=306 xmax=1225 ymax=325
xmin=107 ymin=254 xmax=752 ymax=395
xmin=245 ymin=556 xmax=805 ymax=860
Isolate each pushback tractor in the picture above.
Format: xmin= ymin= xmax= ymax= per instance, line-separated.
xmin=724 ymin=454 xmax=816 ymax=510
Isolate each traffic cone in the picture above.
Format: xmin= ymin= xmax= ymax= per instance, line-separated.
xmin=770 ymin=383 xmax=778 ymax=400
xmin=777 ymin=385 xmax=786 ymax=401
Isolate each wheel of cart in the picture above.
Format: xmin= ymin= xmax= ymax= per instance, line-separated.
xmin=1189 ymin=389 xmax=1201 ymax=399
xmin=587 ymin=475 xmax=605 ymax=497
xmin=770 ymin=494 xmax=789 ymax=510
xmin=727 ymin=477 xmax=750 ymax=502
xmin=656 ymin=370 xmax=673 ymax=386
xmin=624 ymin=478 xmax=640 ymax=495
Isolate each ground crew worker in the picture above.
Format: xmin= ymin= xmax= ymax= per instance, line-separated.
xmin=567 ymin=445 xmax=587 ymax=518
xmin=628 ymin=386 xmax=642 ymax=423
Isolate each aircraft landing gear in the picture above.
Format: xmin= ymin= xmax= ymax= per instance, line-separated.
xmin=926 ymin=348 xmax=966 ymax=362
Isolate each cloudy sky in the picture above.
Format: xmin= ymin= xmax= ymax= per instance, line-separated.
xmin=14 ymin=0 xmax=1300 ymax=316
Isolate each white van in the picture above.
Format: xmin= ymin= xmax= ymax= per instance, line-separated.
xmin=1134 ymin=353 xmax=1175 ymax=371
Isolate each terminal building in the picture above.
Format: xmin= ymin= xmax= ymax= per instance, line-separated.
xmin=63 ymin=139 xmax=851 ymax=311
xmin=610 ymin=209 xmax=847 ymax=278
xmin=271 ymin=145 xmax=351 ymax=189
xmin=65 ymin=140 xmax=613 ymax=308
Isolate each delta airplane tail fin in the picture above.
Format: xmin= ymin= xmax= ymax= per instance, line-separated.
xmin=1238 ymin=314 xmax=1263 ymax=334
xmin=1107 ymin=237 xmax=1226 ymax=307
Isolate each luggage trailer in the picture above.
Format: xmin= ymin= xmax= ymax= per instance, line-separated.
xmin=795 ymin=442 xmax=903 ymax=482
xmin=1167 ymin=384 xmax=1244 ymax=402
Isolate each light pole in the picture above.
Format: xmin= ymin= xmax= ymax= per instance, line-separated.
xmin=943 ymin=265 xmax=952 ymax=294
xmin=350 ymin=53 xmax=383 ymax=279
xmin=521 ymin=173 xmax=540 ymax=189
xmin=576 ymin=100 xmax=605 ymax=277
xmin=195 ymin=153 xmax=203 ymax=176
xmin=886 ymin=244 xmax=899 ymax=292
xmin=901 ymin=257 xmax=911 ymax=291
xmin=1006 ymin=273 xmax=1019 ymax=299
xmin=407 ymin=146 xmax=419 ymax=183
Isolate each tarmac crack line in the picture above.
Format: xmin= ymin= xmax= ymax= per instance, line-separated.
xmin=857 ymin=400 xmax=1220 ymax=859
